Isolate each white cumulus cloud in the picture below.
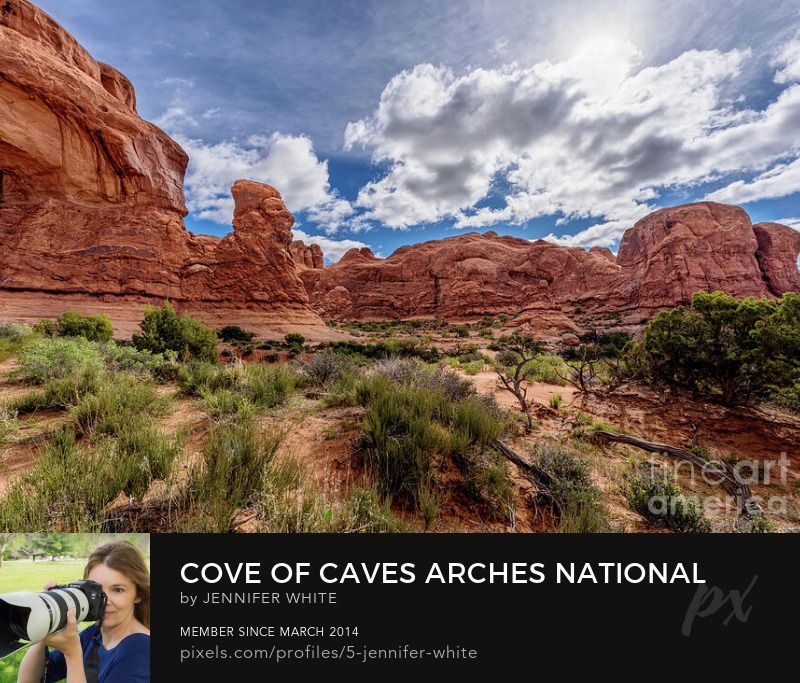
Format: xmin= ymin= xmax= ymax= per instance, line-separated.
xmin=346 ymin=41 xmax=800 ymax=247
xmin=705 ymin=157 xmax=800 ymax=204
xmin=176 ymin=133 xmax=354 ymax=233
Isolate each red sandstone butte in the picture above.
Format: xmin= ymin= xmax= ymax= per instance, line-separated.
xmin=300 ymin=202 xmax=800 ymax=335
xmin=0 ymin=0 xmax=325 ymax=337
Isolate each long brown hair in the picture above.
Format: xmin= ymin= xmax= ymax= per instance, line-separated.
xmin=84 ymin=541 xmax=150 ymax=628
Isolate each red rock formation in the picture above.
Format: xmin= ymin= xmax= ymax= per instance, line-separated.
xmin=290 ymin=241 xmax=324 ymax=270
xmin=301 ymin=202 xmax=799 ymax=335
xmin=0 ymin=1 xmax=324 ymax=336
xmin=753 ymin=222 xmax=800 ymax=296
xmin=614 ymin=202 xmax=773 ymax=318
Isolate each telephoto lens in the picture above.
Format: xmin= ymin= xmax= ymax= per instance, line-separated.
xmin=0 ymin=579 xmax=107 ymax=659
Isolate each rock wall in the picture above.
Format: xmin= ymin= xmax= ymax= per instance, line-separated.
xmin=0 ymin=0 xmax=323 ymax=335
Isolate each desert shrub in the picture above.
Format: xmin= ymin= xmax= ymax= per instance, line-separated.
xmin=371 ymin=358 xmax=475 ymax=402
xmin=0 ymin=420 xmax=181 ymax=531
xmin=549 ymin=393 xmax=563 ymax=410
xmin=241 ymin=363 xmax=296 ymax=408
xmin=100 ymin=341 xmax=178 ymax=380
xmin=32 ymin=318 xmax=59 ymax=338
xmin=180 ymin=418 xmax=282 ymax=531
xmin=56 ymin=310 xmax=114 ymax=342
xmin=450 ymin=324 xmax=470 ymax=338
xmin=178 ymin=362 xmax=235 ymax=396
xmin=0 ymin=323 xmax=34 ymax=362
xmin=0 ymin=323 xmax=32 ymax=343
xmin=459 ymin=360 xmax=484 ymax=375
xmin=96 ymin=423 xmax=182 ymax=498
xmin=623 ymin=465 xmax=710 ymax=533
xmin=14 ymin=337 xmax=103 ymax=384
xmin=180 ymin=362 xmax=295 ymax=413
xmin=70 ymin=374 xmax=171 ymax=438
xmin=355 ymin=375 xmax=507 ymax=519
xmin=259 ymin=461 xmax=407 ymax=533
xmin=321 ymin=369 xmax=360 ymax=408
xmin=218 ymin=325 xmax=257 ymax=343
xmin=11 ymin=372 xmax=101 ymax=414
xmin=0 ymin=405 xmax=17 ymax=444
xmin=133 ymin=301 xmax=218 ymax=362
xmin=284 ymin=332 xmax=306 ymax=347
xmin=531 ymin=445 xmax=610 ymax=532
xmin=303 ymin=351 xmax=351 ymax=387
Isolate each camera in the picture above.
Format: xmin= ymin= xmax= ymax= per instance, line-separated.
xmin=0 ymin=580 xmax=107 ymax=659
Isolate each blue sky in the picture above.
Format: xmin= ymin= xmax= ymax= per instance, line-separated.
xmin=38 ymin=0 xmax=800 ymax=262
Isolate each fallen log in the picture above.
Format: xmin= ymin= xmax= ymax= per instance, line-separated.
xmin=591 ymin=430 xmax=760 ymax=522
xmin=492 ymin=439 xmax=563 ymax=519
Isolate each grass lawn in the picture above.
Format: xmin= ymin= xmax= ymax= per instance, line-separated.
xmin=0 ymin=559 xmax=90 ymax=683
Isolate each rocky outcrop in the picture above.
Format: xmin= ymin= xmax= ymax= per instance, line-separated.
xmin=301 ymin=202 xmax=800 ymax=334
xmin=0 ymin=1 xmax=323 ymax=335
xmin=290 ymin=241 xmax=324 ymax=270
xmin=614 ymin=203 xmax=772 ymax=317
xmin=753 ymin=222 xmax=800 ymax=296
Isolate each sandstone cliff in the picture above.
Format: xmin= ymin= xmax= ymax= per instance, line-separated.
xmin=0 ymin=0 xmax=323 ymax=336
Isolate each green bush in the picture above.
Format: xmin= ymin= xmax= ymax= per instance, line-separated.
xmin=14 ymin=337 xmax=104 ymax=384
xmin=56 ymin=311 xmax=114 ymax=342
xmin=531 ymin=445 xmax=610 ymax=532
xmin=355 ymin=374 xmax=508 ymax=519
xmin=623 ymin=465 xmax=711 ymax=533
xmin=218 ymin=325 xmax=257 ymax=343
xmin=284 ymin=332 xmax=306 ymax=347
xmin=629 ymin=291 xmax=800 ymax=406
xmin=133 ymin=301 xmax=218 ymax=362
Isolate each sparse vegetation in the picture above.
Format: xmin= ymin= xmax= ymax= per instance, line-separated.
xmin=355 ymin=372 xmax=508 ymax=525
xmin=622 ymin=464 xmax=711 ymax=533
xmin=531 ymin=445 xmax=610 ymax=532
xmin=132 ymin=301 xmax=218 ymax=362
xmin=0 ymin=294 xmax=796 ymax=534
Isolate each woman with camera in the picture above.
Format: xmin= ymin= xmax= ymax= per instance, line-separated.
xmin=17 ymin=540 xmax=150 ymax=683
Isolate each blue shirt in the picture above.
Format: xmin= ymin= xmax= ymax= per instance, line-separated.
xmin=45 ymin=623 xmax=150 ymax=683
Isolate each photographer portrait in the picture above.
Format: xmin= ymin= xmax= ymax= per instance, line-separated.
xmin=14 ymin=540 xmax=150 ymax=683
